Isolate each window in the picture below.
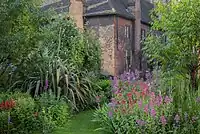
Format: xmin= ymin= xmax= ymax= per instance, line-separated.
xmin=141 ymin=29 xmax=146 ymax=41
xmin=125 ymin=25 xmax=131 ymax=39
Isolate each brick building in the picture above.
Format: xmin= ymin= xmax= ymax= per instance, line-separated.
xmin=42 ymin=0 xmax=154 ymax=76
xmin=84 ymin=0 xmax=154 ymax=76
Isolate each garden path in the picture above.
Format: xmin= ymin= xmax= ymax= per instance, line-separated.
xmin=54 ymin=110 xmax=103 ymax=134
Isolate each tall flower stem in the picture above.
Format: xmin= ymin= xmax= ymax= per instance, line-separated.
xmin=7 ymin=111 xmax=10 ymax=134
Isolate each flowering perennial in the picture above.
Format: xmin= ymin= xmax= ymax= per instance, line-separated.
xmin=0 ymin=99 xmax=16 ymax=110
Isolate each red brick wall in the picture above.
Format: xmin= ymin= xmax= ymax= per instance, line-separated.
xmin=86 ymin=16 xmax=115 ymax=76
xmin=114 ymin=17 xmax=133 ymax=75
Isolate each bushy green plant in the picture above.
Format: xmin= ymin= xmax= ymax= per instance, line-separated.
xmin=35 ymin=92 xmax=69 ymax=127
xmin=0 ymin=0 xmax=56 ymax=90
xmin=0 ymin=0 xmax=51 ymax=63
xmin=20 ymin=20 xmax=100 ymax=111
xmin=22 ymin=45 xmax=97 ymax=111
xmin=0 ymin=92 xmax=70 ymax=134
xmin=0 ymin=92 xmax=39 ymax=134
xmin=93 ymin=79 xmax=111 ymax=105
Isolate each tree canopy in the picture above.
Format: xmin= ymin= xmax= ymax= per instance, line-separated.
xmin=144 ymin=0 xmax=200 ymax=88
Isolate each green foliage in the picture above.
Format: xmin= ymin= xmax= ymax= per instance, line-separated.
xmin=0 ymin=0 xmax=49 ymax=63
xmin=94 ymin=79 xmax=111 ymax=93
xmin=93 ymin=79 xmax=111 ymax=105
xmin=0 ymin=92 xmax=39 ymax=134
xmin=35 ymin=92 xmax=69 ymax=133
xmin=143 ymin=0 xmax=200 ymax=89
xmin=0 ymin=92 xmax=70 ymax=134
xmin=21 ymin=37 xmax=97 ymax=111
xmin=0 ymin=0 xmax=101 ymax=111
xmin=82 ymin=29 xmax=101 ymax=72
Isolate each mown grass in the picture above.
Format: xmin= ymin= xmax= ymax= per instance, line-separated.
xmin=54 ymin=110 xmax=104 ymax=134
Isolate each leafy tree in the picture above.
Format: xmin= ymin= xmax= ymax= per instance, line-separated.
xmin=0 ymin=0 xmax=50 ymax=63
xmin=143 ymin=0 xmax=200 ymax=89
xmin=0 ymin=0 xmax=53 ymax=89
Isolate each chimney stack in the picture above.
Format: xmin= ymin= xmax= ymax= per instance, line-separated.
xmin=69 ymin=0 xmax=84 ymax=29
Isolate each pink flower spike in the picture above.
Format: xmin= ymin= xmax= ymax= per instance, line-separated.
xmin=149 ymin=99 xmax=154 ymax=108
xmin=150 ymin=108 xmax=156 ymax=117
xmin=138 ymin=99 xmax=143 ymax=108
xmin=155 ymin=95 xmax=163 ymax=106
xmin=164 ymin=96 xmax=173 ymax=104
xmin=136 ymin=119 xmax=146 ymax=126
xmin=140 ymin=82 xmax=149 ymax=93
xmin=160 ymin=115 xmax=167 ymax=126
xmin=150 ymin=92 xmax=155 ymax=99
xmin=144 ymin=104 xmax=149 ymax=114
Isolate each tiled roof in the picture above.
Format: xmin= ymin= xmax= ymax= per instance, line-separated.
xmin=41 ymin=0 xmax=70 ymax=13
xmin=141 ymin=0 xmax=154 ymax=24
xmin=84 ymin=0 xmax=154 ymax=24
xmin=84 ymin=0 xmax=134 ymax=20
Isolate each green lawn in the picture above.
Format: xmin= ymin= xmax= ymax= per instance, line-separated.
xmin=54 ymin=110 xmax=104 ymax=134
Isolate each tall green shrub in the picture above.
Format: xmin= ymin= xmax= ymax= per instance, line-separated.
xmin=143 ymin=0 xmax=200 ymax=89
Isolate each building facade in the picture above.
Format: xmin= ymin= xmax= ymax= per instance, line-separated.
xmin=84 ymin=0 xmax=154 ymax=76
xmin=42 ymin=0 xmax=154 ymax=76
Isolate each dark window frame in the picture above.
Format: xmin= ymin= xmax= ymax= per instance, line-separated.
xmin=141 ymin=29 xmax=146 ymax=41
xmin=125 ymin=25 xmax=131 ymax=39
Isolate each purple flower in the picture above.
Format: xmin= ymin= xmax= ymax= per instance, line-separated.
xmin=144 ymin=104 xmax=149 ymax=114
xmin=113 ymin=89 xmax=120 ymax=95
xmin=108 ymin=102 xmax=116 ymax=108
xmin=138 ymin=99 xmax=143 ymax=108
xmin=149 ymin=100 xmax=154 ymax=108
xmin=155 ymin=95 xmax=163 ymax=106
xmin=111 ymin=98 xmax=117 ymax=105
xmin=108 ymin=111 xmax=113 ymax=118
xmin=160 ymin=115 xmax=167 ymax=126
xmin=145 ymin=71 xmax=152 ymax=81
xmin=44 ymin=79 xmax=48 ymax=90
xmin=8 ymin=116 xmax=12 ymax=124
xmin=164 ymin=96 xmax=173 ymax=104
xmin=136 ymin=119 xmax=146 ymax=126
xmin=150 ymin=108 xmax=156 ymax=117
xmin=112 ymin=76 xmax=118 ymax=88
xmin=130 ymin=72 xmax=136 ymax=81
xmin=150 ymin=92 xmax=155 ymax=99
xmin=174 ymin=114 xmax=180 ymax=122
